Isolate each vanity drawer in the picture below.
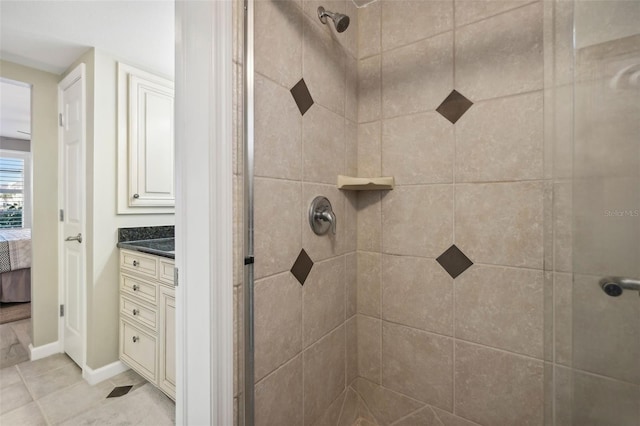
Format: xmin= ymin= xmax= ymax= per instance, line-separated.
xmin=121 ymin=250 xmax=158 ymax=279
xmin=120 ymin=319 xmax=157 ymax=382
xmin=121 ymin=274 xmax=157 ymax=305
xmin=121 ymin=296 xmax=157 ymax=331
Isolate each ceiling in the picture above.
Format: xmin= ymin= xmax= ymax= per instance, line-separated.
xmin=0 ymin=1 xmax=173 ymax=140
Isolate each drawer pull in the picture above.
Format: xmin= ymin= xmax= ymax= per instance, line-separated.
xmin=133 ymin=260 xmax=139 ymax=267
xmin=132 ymin=309 xmax=139 ymax=316
xmin=132 ymin=336 xmax=139 ymax=343
xmin=132 ymin=284 xmax=139 ymax=291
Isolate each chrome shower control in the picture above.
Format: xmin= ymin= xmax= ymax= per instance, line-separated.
xmin=309 ymin=196 xmax=336 ymax=236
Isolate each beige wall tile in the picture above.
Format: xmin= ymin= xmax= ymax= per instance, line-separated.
xmin=346 ymin=119 xmax=358 ymax=177
xmin=454 ymin=0 xmax=534 ymax=27
xmin=358 ymin=121 xmax=381 ymax=177
xmin=344 ymin=191 xmax=358 ymax=253
xmin=382 ymin=112 xmax=454 ymax=184
xmin=255 ymin=0 xmax=303 ymax=88
xmin=357 ymin=315 xmax=381 ymax=384
xmin=382 ymin=255 xmax=453 ymax=336
xmin=357 ymin=252 xmax=381 ymax=317
xmin=556 ymin=366 xmax=640 ymax=426
xmin=346 ymin=317 xmax=358 ymax=385
xmin=455 ymin=2 xmax=543 ymax=101
xmin=313 ymin=390 xmax=346 ymax=426
xmin=382 ymin=32 xmax=453 ymax=118
xmin=302 ymin=184 xmax=346 ymax=261
xmin=554 ymin=272 xmax=572 ymax=366
xmin=303 ymin=16 xmax=346 ymax=115
xmin=358 ymin=55 xmax=381 ymax=123
xmin=338 ymin=388 xmax=361 ymax=426
xmin=303 ymin=257 xmax=346 ymax=347
xmin=346 ymin=253 xmax=358 ymax=318
xmin=455 ymin=91 xmax=544 ymax=182
xmin=382 ymin=185 xmax=454 ymax=258
xmin=455 ymin=182 xmax=544 ymax=269
xmin=455 ymin=264 xmax=544 ymax=358
xmin=303 ymin=105 xmax=346 ymax=184
xmin=572 ymin=273 xmax=640 ymax=384
xmin=432 ymin=407 xmax=478 ymax=426
xmin=381 ymin=0 xmax=453 ymax=51
xmin=304 ymin=326 xmax=347 ymax=425
xmin=382 ymin=322 xmax=453 ymax=410
xmin=352 ymin=377 xmax=424 ymax=425
xmin=346 ymin=57 xmax=359 ymax=123
xmin=358 ymin=1 xmax=381 ymax=58
xmin=357 ymin=192 xmax=382 ymax=252
xmin=255 ymin=355 xmax=303 ymax=426
xmin=254 ymin=178 xmax=302 ymax=279
xmin=454 ymin=342 xmax=544 ymax=426
xmin=255 ymin=73 xmax=302 ymax=180
xmin=553 ymin=181 xmax=572 ymax=273
xmin=392 ymin=406 xmax=440 ymax=426
xmin=254 ymin=273 xmax=302 ymax=381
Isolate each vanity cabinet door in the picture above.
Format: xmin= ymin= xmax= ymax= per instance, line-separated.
xmin=159 ymin=285 xmax=176 ymax=400
xmin=117 ymin=63 xmax=175 ymax=214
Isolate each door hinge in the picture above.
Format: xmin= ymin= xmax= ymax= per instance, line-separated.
xmin=59 ymin=113 xmax=64 ymax=127
xmin=59 ymin=304 xmax=64 ymax=317
xmin=174 ymin=267 xmax=178 ymax=287
xmin=59 ymin=209 xmax=64 ymax=222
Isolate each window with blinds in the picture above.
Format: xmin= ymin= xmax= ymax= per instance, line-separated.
xmin=0 ymin=156 xmax=25 ymax=228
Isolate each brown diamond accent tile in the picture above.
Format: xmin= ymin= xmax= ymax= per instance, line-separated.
xmin=436 ymin=90 xmax=473 ymax=124
xmin=291 ymin=249 xmax=314 ymax=285
xmin=290 ymin=78 xmax=314 ymax=116
xmin=436 ymin=245 xmax=473 ymax=278
xmin=107 ymin=385 xmax=133 ymax=398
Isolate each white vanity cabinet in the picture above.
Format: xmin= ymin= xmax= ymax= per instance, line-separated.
xmin=117 ymin=63 xmax=175 ymax=214
xmin=119 ymin=249 xmax=175 ymax=400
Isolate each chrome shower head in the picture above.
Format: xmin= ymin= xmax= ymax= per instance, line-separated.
xmin=317 ymin=6 xmax=350 ymax=33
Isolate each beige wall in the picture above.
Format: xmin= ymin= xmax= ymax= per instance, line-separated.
xmin=63 ymin=49 xmax=175 ymax=369
xmin=0 ymin=60 xmax=59 ymax=347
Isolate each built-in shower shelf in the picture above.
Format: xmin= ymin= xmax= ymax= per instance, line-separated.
xmin=337 ymin=175 xmax=395 ymax=191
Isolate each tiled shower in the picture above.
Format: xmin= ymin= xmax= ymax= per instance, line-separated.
xmin=233 ymin=1 xmax=640 ymax=425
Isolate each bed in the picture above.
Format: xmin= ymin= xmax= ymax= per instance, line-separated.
xmin=0 ymin=228 xmax=31 ymax=303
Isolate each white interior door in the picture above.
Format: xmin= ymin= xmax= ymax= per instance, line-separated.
xmin=58 ymin=65 xmax=86 ymax=368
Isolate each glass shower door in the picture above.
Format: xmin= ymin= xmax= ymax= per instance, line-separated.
xmin=567 ymin=1 xmax=640 ymax=424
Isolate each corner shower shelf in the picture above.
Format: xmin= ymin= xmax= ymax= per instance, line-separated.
xmin=337 ymin=175 xmax=395 ymax=191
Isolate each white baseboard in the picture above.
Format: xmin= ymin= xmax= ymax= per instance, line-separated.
xmin=29 ymin=341 xmax=63 ymax=361
xmin=82 ymin=360 xmax=130 ymax=385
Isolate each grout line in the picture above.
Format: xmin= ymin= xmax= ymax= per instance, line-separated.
xmin=453 ymin=0 xmax=540 ymax=31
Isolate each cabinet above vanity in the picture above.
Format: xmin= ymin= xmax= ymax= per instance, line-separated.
xmin=117 ymin=62 xmax=175 ymax=214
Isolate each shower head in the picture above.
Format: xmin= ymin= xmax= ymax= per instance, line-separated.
xmin=317 ymin=6 xmax=350 ymax=33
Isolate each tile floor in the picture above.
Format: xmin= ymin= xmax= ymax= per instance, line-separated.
xmin=0 ymin=319 xmax=175 ymax=425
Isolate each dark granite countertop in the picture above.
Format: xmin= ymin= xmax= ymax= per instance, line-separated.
xmin=117 ymin=237 xmax=175 ymax=259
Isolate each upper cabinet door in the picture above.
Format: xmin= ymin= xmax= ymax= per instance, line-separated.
xmin=118 ymin=63 xmax=175 ymax=214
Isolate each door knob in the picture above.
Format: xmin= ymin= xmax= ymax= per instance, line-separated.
xmin=65 ymin=233 xmax=82 ymax=244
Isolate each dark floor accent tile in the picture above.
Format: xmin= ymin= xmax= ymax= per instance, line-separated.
xmin=107 ymin=385 xmax=133 ymax=398
xmin=291 ymin=249 xmax=314 ymax=285
xmin=436 ymin=90 xmax=473 ymax=124
xmin=290 ymin=79 xmax=314 ymax=116
xmin=436 ymin=245 xmax=473 ymax=278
